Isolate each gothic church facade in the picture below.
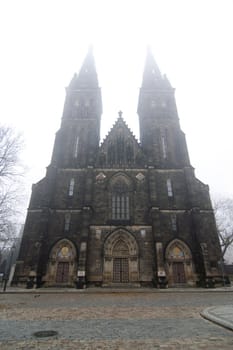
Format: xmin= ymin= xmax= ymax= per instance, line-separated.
xmin=14 ymin=49 xmax=223 ymax=288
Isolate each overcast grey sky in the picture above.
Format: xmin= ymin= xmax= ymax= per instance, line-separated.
xmin=0 ymin=0 xmax=233 ymax=209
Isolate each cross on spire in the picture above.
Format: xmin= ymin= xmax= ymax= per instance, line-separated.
xmin=118 ymin=110 xmax=123 ymax=118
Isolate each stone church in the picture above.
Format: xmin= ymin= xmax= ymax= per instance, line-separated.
xmin=13 ymin=49 xmax=223 ymax=288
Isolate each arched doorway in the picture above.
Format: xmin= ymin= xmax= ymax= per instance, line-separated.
xmin=44 ymin=239 xmax=78 ymax=286
xmin=103 ymin=230 xmax=139 ymax=285
xmin=165 ymin=239 xmax=196 ymax=286
xmin=112 ymin=239 xmax=130 ymax=282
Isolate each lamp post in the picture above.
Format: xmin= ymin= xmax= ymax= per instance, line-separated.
xmin=3 ymin=244 xmax=16 ymax=292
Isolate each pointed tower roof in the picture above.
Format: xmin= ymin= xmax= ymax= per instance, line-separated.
xmin=68 ymin=47 xmax=99 ymax=89
xmin=141 ymin=48 xmax=171 ymax=89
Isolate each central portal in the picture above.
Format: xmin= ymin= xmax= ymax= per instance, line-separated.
xmin=103 ymin=229 xmax=139 ymax=285
xmin=113 ymin=258 xmax=129 ymax=283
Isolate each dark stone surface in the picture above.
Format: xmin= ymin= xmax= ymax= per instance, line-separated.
xmin=13 ymin=49 xmax=223 ymax=289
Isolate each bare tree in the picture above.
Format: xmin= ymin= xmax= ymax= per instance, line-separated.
xmin=0 ymin=125 xmax=24 ymax=252
xmin=213 ymin=196 xmax=233 ymax=260
xmin=0 ymin=126 xmax=23 ymax=179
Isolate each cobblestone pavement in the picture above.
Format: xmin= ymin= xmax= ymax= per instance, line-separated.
xmin=0 ymin=291 xmax=233 ymax=349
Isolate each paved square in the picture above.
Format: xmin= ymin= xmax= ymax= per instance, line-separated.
xmin=0 ymin=291 xmax=232 ymax=349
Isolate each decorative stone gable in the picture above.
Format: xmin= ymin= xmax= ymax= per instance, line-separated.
xmin=97 ymin=114 xmax=145 ymax=168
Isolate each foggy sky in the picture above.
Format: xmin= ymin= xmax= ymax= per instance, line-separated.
xmin=0 ymin=0 xmax=233 ymax=210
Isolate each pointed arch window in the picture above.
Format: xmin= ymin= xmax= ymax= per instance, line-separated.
xmin=64 ymin=213 xmax=71 ymax=231
xmin=110 ymin=176 xmax=131 ymax=221
xmin=171 ymin=214 xmax=177 ymax=231
xmin=161 ymin=133 xmax=167 ymax=159
xmin=73 ymin=136 xmax=79 ymax=158
xmin=167 ymin=178 xmax=173 ymax=197
xmin=112 ymin=193 xmax=130 ymax=220
xmin=68 ymin=178 xmax=75 ymax=196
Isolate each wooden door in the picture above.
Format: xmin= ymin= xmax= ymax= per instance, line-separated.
xmin=56 ymin=262 xmax=69 ymax=283
xmin=172 ymin=262 xmax=186 ymax=283
xmin=113 ymin=258 xmax=129 ymax=283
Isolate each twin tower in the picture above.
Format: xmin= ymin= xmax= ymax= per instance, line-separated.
xmin=14 ymin=48 xmax=223 ymax=288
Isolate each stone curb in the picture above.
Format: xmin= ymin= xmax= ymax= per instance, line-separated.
xmin=1 ymin=287 xmax=233 ymax=294
xmin=200 ymin=306 xmax=233 ymax=331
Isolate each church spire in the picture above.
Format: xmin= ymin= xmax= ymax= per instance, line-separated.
xmin=68 ymin=47 xmax=99 ymax=89
xmin=137 ymin=49 xmax=190 ymax=168
xmin=52 ymin=47 xmax=102 ymax=168
xmin=141 ymin=47 xmax=162 ymax=88
xmin=141 ymin=48 xmax=171 ymax=89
